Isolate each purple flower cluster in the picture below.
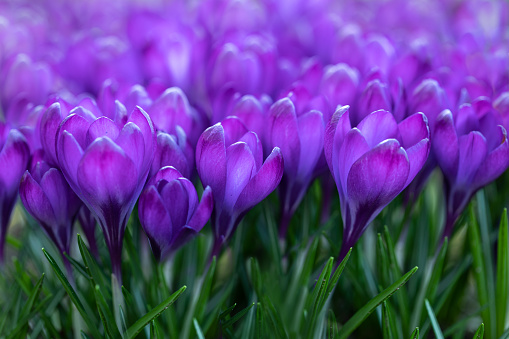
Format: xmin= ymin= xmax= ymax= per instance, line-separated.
xmin=0 ymin=0 xmax=508 ymax=270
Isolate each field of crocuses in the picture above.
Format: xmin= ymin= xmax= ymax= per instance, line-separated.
xmin=1 ymin=0 xmax=509 ymax=338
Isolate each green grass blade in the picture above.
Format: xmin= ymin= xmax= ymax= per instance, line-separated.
xmin=125 ymin=285 xmax=186 ymax=339
xmin=337 ymin=266 xmax=418 ymax=339
xmin=94 ymin=285 xmax=121 ymax=339
xmin=42 ymin=248 xmax=102 ymax=338
xmin=221 ymin=303 xmax=255 ymax=329
xmin=496 ymin=209 xmax=508 ymax=338
xmin=473 ymin=323 xmax=484 ymax=339
xmin=468 ymin=205 xmax=492 ymax=339
xmin=193 ymin=318 xmax=205 ymax=339
xmin=425 ymin=299 xmax=444 ymax=339
xmin=382 ymin=302 xmax=393 ymax=339
xmin=409 ymin=327 xmax=419 ymax=339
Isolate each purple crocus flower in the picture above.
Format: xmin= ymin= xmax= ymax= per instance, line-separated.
xmin=433 ymin=105 xmax=509 ymax=238
xmin=56 ymin=105 xmax=156 ymax=279
xmin=150 ymin=130 xmax=194 ymax=180
xmin=196 ymin=117 xmax=284 ymax=257
xmin=19 ymin=150 xmax=81 ymax=265
xmin=0 ymin=125 xmax=30 ymax=262
xmin=139 ymin=166 xmax=213 ymax=261
xmin=267 ymin=98 xmax=324 ymax=237
xmin=325 ymin=107 xmax=430 ymax=260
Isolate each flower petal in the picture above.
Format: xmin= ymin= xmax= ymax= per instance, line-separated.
xmin=0 ymin=129 xmax=30 ymax=192
xmin=347 ymin=139 xmax=410 ymax=213
xmin=457 ymin=131 xmax=488 ymax=187
xmin=196 ymin=124 xmax=227 ymax=204
xmin=473 ymin=126 xmax=509 ymax=189
xmin=338 ymin=128 xmax=370 ymax=198
xmin=238 ymin=131 xmax=263 ymax=170
xmin=398 ymin=113 xmax=430 ymax=149
xmin=356 ymin=110 xmax=399 ymax=148
xmin=433 ymin=110 xmax=459 ymax=181
xmin=87 ymin=117 xmax=120 ymax=144
xmin=77 ymin=137 xmax=138 ymax=214
xmin=40 ymin=102 xmax=64 ymax=165
xmin=234 ymin=147 xmax=284 ymax=213
xmin=159 ymin=179 xmax=190 ymax=229
xmin=268 ymin=98 xmax=300 ymax=177
xmin=221 ymin=116 xmax=249 ymax=146
xmin=324 ymin=105 xmax=351 ymax=180
xmin=56 ymin=131 xmax=84 ymax=192
xmin=115 ymin=122 xmax=146 ymax=174
xmin=297 ymin=110 xmax=324 ymax=181
xmin=19 ymin=171 xmax=57 ymax=227
xmin=188 ymin=186 xmax=213 ymax=231
xmin=224 ymin=142 xmax=256 ymax=211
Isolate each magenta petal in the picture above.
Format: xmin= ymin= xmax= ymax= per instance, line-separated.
xmin=128 ymin=106 xmax=156 ymax=163
xmin=338 ymin=129 xmax=370 ymax=198
xmin=177 ymin=178 xmax=199 ymax=220
xmin=39 ymin=168 xmax=69 ymax=226
xmin=58 ymin=114 xmax=92 ymax=150
xmin=19 ymin=171 xmax=57 ymax=227
xmin=0 ymin=130 xmax=30 ymax=192
xmin=297 ymin=110 xmax=324 ymax=181
xmin=77 ymin=137 xmax=138 ymax=213
xmin=234 ymin=147 xmax=284 ymax=213
xmin=221 ymin=117 xmax=249 ymax=146
xmin=57 ymin=131 xmax=84 ymax=192
xmin=139 ymin=186 xmax=172 ymax=251
xmin=404 ymin=138 xmax=430 ymax=187
xmin=473 ymin=126 xmax=509 ymax=189
xmin=398 ymin=113 xmax=430 ymax=149
xmin=150 ymin=166 xmax=183 ymax=187
xmin=224 ymin=142 xmax=256 ymax=210
xmin=238 ymin=131 xmax=263 ymax=170
xmin=457 ymin=132 xmax=488 ymax=187
xmin=347 ymin=139 xmax=410 ymax=211
xmin=40 ymin=103 xmax=64 ymax=165
xmin=357 ymin=110 xmax=399 ymax=148
xmin=324 ymin=105 xmax=351 ymax=178
xmin=269 ymin=98 xmax=300 ymax=177
xmin=87 ymin=117 xmax=120 ymax=144
xmin=159 ymin=180 xmax=189 ymax=229
xmin=196 ymin=124 xmax=227 ymax=204
xmin=433 ymin=110 xmax=459 ymax=181
xmin=151 ymin=132 xmax=190 ymax=179
xmin=188 ymin=186 xmax=213 ymax=231
xmin=115 ymin=122 xmax=146 ymax=174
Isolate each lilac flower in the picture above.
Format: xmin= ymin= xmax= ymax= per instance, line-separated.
xmin=320 ymin=63 xmax=359 ymax=119
xmin=433 ymin=105 xmax=509 ymax=237
xmin=196 ymin=117 xmax=284 ymax=256
xmin=56 ymin=105 xmax=155 ymax=278
xmin=19 ymin=150 xmax=81 ymax=261
xmin=325 ymin=107 xmax=430 ymax=260
xmin=0 ymin=125 xmax=30 ymax=262
xmin=139 ymin=166 xmax=213 ymax=261
xmin=267 ymin=98 xmax=324 ymax=237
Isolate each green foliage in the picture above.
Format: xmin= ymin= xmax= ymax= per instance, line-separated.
xmin=2 ymin=172 xmax=509 ymax=337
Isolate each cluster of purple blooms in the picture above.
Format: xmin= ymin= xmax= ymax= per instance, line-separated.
xmin=1 ymin=0 xmax=508 ymax=276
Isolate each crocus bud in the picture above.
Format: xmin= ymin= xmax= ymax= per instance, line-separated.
xmin=320 ymin=63 xmax=360 ymax=113
xmin=151 ymin=129 xmax=194 ymax=180
xmin=408 ymin=79 xmax=449 ymax=130
xmin=267 ymin=98 xmax=324 ymax=237
xmin=325 ymin=107 xmax=430 ymax=260
xmin=139 ymin=166 xmax=213 ymax=261
xmin=433 ymin=106 xmax=509 ymax=238
xmin=19 ymin=150 xmax=81 ymax=258
xmin=356 ymin=79 xmax=392 ymax=125
xmin=196 ymin=117 xmax=284 ymax=256
xmin=56 ymin=106 xmax=156 ymax=279
xmin=147 ymin=87 xmax=204 ymax=146
xmin=0 ymin=126 xmax=30 ymax=262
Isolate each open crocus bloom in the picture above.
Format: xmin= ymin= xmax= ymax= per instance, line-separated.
xmin=56 ymin=104 xmax=155 ymax=278
xmin=433 ymin=104 xmax=509 ymax=238
xmin=196 ymin=117 xmax=284 ymax=256
xmin=139 ymin=166 xmax=213 ymax=261
xmin=325 ymin=107 xmax=430 ymax=260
